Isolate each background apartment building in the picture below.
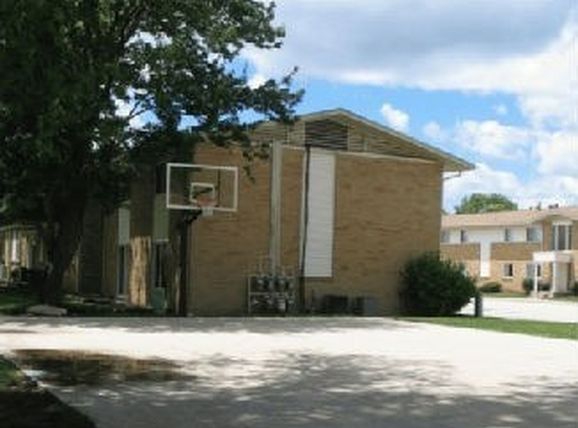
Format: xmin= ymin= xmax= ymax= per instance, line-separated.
xmin=441 ymin=207 xmax=578 ymax=294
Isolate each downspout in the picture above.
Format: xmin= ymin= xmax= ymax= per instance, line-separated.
xmin=299 ymin=144 xmax=312 ymax=311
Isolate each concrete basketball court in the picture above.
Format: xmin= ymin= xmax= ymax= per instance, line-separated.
xmin=0 ymin=316 xmax=576 ymax=428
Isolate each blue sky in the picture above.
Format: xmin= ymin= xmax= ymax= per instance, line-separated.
xmin=242 ymin=0 xmax=578 ymax=212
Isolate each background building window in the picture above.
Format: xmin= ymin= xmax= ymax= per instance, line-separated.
xmin=460 ymin=230 xmax=468 ymax=243
xmin=504 ymin=228 xmax=512 ymax=242
xmin=526 ymin=227 xmax=540 ymax=242
xmin=502 ymin=263 xmax=514 ymax=278
xmin=441 ymin=230 xmax=449 ymax=243
xmin=552 ymin=224 xmax=572 ymax=250
xmin=526 ymin=263 xmax=541 ymax=278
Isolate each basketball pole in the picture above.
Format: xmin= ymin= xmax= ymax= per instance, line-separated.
xmin=178 ymin=210 xmax=202 ymax=317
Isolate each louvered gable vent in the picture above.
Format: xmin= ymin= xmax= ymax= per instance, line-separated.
xmin=304 ymin=119 xmax=348 ymax=150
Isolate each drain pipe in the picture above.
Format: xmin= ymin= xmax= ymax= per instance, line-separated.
xmin=298 ymin=144 xmax=312 ymax=312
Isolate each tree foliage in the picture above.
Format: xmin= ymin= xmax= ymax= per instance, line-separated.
xmin=455 ymin=193 xmax=517 ymax=214
xmin=0 ymin=0 xmax=302 ymax=300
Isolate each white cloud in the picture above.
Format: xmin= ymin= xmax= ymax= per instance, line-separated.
xmin=246 ymin=1 xmax=577 ymax=127
xmin=493 ymin=104 xmax=508 ymax=116
xmin=115 ymin=98 xmax=145 ymax=129
xmin=380 ymin=103 xmax=409 ymax=132
xmin=444 ymin=163 xmax=578 ymax=211
xmin=248 ymin=73 xmax=267 ymax=89
xmin=422 ymin=121 xmax=446 ymax=143
xmin=536 ymin=131 xmax=578 ymax=176
xmin=454 ymin=120 xmax=536 ymax=160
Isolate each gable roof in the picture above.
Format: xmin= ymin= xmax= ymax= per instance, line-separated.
xmin=253 ymin=108 xmax=474 ymax=172
xmin=442 ymin=206 xmax=578 ymax=228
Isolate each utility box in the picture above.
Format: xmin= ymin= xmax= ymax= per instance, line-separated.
xmin=320 ymin=295 xmax=349 ymax=314
xmin=351 ymin=296 xmax=380 ymax=316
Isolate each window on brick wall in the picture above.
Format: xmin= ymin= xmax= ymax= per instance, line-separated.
xmin=526 ymin=227 xmax=540 ymax=242
xmin=441 ymin=230 xmax=449 ymax=243
xmin=526 ymin=263 xmax=542 ymax=278
xmin=502 ymin=263 xmax=514 ymax=278
xmin=151 ymin=242 xmax=169 ymax=288
xmin=552 ymin=224 xmax=572 ymax=250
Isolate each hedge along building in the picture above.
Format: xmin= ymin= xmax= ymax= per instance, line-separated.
xmin=95 ymin=108 xmax=472 ymax=315
xmin=441 ymin=207 xmax=578 ymax=295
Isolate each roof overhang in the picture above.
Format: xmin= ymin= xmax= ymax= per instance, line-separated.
xmin=299 ymin=109 xmax=474 ymax=172
xmin=257 ymin=108 xmax=474 ymax=172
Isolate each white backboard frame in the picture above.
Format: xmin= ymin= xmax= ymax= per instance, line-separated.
xmin=166 ymin=162 xmax=239 ymax=212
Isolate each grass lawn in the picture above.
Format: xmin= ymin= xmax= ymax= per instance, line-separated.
xmin=0 ymin=289 xmax=39 ymax=315
xmin=0 ymin=357 xmax=95 ymax=428
xmin=402 ymin=316 xmax=577 ymax=340
xmin=482 ymin=292 xmax=527 ymax=298
xmin=553 ymin=295 xmax=578 ymax=303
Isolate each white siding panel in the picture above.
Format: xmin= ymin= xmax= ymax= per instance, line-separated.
xmin=118 ymin=207 xmax=131 ymax=245
xmin=304 ymin=151 xmax=335 ymax=277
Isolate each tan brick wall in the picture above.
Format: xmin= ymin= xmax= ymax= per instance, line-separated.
xmin=188 ymin=146 xmax=444 ymax=315
xmin=440 ymin=243 xmax=481 ymax=278
xmin=305 ymin=154 xmax=443 ymax=315
xmin=542 ymin=220 xmax=552 ymax=251
xmin=189 ymin=145 xmax=271 ymax=315
xmin=491 ymin=243 xmax=541 ymax=260
xmin=98 ymin=143 xmax=446 ymax=315
xmin=440 ymin=243 xmax=480 ymax=260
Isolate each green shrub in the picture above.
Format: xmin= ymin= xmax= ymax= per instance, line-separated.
xmin=522 ymin=278 xmax=551 ymax=294
xmin=479 ymin=282 xmax=502 ymax=293
xmin=400 ymin=252 xmax=476 ymax=316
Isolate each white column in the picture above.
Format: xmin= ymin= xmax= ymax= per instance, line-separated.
xmin=533 ymin=262 xmax=539 ymax=298
xmin=550 ymin=262 xmax=557 ymax=298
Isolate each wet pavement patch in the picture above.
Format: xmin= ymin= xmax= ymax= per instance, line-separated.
xmin=13 ymin=350 xmax=195 ymax=386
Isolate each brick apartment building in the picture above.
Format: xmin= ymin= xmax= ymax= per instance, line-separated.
xmin=441 ymin=207 xmax=578 ymax=294
xmin=2 ymin=109 xmax=472 ymax=315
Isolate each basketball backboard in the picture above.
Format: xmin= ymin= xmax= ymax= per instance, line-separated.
xmin=166 ymin=163 xmax=238 ymax=213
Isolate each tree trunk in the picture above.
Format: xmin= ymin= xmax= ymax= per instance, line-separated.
xmin=42 ymin=195 xmax=87 ymax=304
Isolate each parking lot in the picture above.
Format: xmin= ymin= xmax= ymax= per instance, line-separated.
xmin=1 ymin=316 xmax=576 ymax=427
xmin=462 ymin=297 xmax=578 ymax=322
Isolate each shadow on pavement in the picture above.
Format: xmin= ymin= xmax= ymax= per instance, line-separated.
xmin=53 ymin=352 xmax=577 ymax=428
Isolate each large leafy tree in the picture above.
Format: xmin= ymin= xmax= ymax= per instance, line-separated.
xmin=455 ymin=193 xmax=518 ymax=214
xmin=0 ymin=0 xmax=302 ymax=301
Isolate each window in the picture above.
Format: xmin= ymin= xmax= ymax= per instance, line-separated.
xmin=502 ymin=263 xmax=514 ymax=278
xmin=526 ymin=263 xmax=541 ymax=278
xmin=151 ymin=242 xmax=169 ymax=288
xmin=117 ymin=245 xmax=130 ymax=295
xmin=441 ymin=230 xmax=450 ymax=243
xmin=526 ymin=227 xmax=540 ymax=243
xmin=552 ymin=224 xmax=572 ymax=250
xmin=460 ymin=230 xmax=468 ymax=243
xmin=504 ymin=228 xmax=513 ymax=242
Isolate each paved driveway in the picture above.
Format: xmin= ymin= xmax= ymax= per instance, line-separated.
xmin=462 ymin=297 xmax=578 ymax=322
xmin=0 ymin=317 xmax=576 ymax=428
